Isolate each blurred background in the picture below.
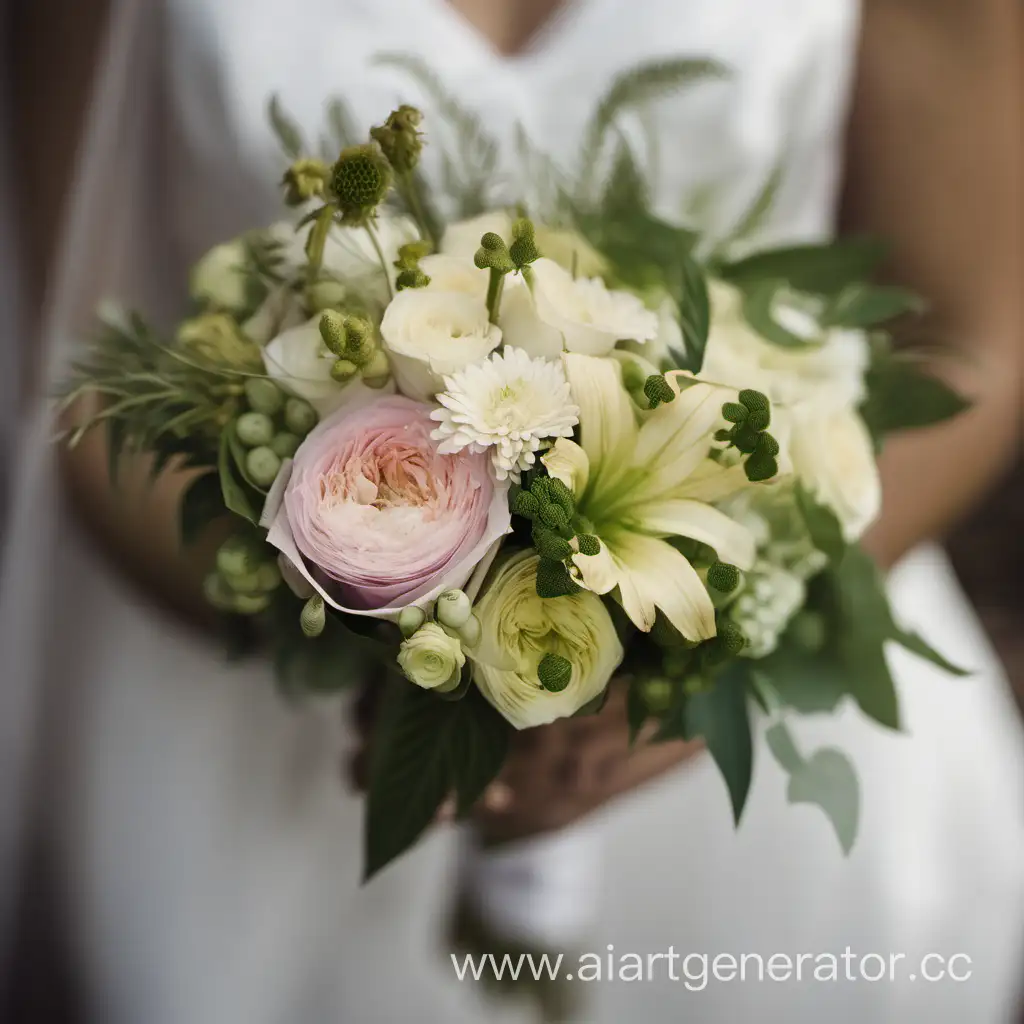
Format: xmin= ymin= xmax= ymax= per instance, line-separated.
xmin=0 ymin=0 xmax=1020 ymax=1020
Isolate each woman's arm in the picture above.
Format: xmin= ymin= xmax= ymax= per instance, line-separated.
xmin=477 ymin=0 xmax=1023 ymax=838
xmin=843 ymin=0 xmax=1022 ymax=568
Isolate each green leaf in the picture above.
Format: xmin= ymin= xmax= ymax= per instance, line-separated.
xmin=218 ymin=430 xmax=259 ymax=524
xmin=766 ymin=723 xmax=860 ymax=855
xmin=757 ymin=642 xmax=847 ymax=715
xmin=822 ymin=284 xmax=924 ymax=328
xmin=740 ymin=280 xmax=818 ymax=349
xmin=685 ymin=666 xmax=753 ymax=824
xmin=365 ymin=682 xmax=510 ymax=880
xmin=795 ymin=482 xmax=847 ymax=562
xmin=626 ymin=678 xmax=649 ymax=745
xmin=675 ymin=254 xmax=711 ymax=373
xmin=227 ymin=425 xmax=268 ymax=494
xmin=720 ymin=238 xmax=887 ymax=297
xmin=723 ymin=160 xmax=784 ymax=249
xmin=861 ymin=358 xmax=971 ymax=436
xmin=179 ymin=471 xmax=224 ymax=545
xmin=267 ymin=94 xmax=305 ymax=160
xmin=890 ymin=627 xmax=970 ymax=677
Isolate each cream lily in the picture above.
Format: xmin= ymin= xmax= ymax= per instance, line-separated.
xmin=543 ymin=353 xmax=756 ymax=641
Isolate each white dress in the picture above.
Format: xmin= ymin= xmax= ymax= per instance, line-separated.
xmin=2 ymin=1 xmax=1023 ymax=1022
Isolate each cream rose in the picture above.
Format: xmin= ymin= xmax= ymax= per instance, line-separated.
xmin=472 ymin=551 xmax=624 ymax=729
xmin=788 ymin=407 xmax=882 ymax=541
xmin=398 ymin=623 xmax=466 ymax=691
xmin=499 ymin=257 xmax=659 ymax=359
xmin=379 ymin=288 xmax=502 ymax=401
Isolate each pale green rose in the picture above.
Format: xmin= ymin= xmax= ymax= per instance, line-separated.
xmin=472 ymin=552 xmax=624 ymax=729
xmin=398 ymin=622 xmax=466 ymax=691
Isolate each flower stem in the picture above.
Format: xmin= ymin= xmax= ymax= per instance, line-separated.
xmin=486 ymin=269 xmax=505 ymax=325
xmin=364 ymin=219 xmax=394 ymax=301
xmin=305 ymin=205 xmax=335 ymax=284
xmin=400 ymin=171 xmax=439 ymax=250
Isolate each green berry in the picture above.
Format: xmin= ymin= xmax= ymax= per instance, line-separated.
xmin=233 ymin=592 xmax=271 ymax=615
xmin=246 ymin=446 xmax=282 ymax=488
xmin=244 ymin=378 xmax=284 ymax=416
xmin=537 ymin=652 xmax=573 ymax=692
xmin=284 ymin=397 xmax=318 ymax=436
xmin=236 ymin=411 xmax=275 ymax=448
xmin=707 ymin=562 xmax=741 ymax=594
xmin=216 ymin=537 xmax=257 ymax=579
xmin=270 ymin=432 xmax=301 ymax=459
xmin=255 ymin=561 xmax=282 ymax=592
xmin=512 ymin=490 xmax=540 ymax=519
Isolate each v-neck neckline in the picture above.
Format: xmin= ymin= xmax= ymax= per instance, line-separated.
xmin=425 ymin=0 xmax=595 ymax=66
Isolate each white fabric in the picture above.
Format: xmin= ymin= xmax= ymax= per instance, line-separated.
xmin=1 ymin=0 xmax=1023 ymax=1021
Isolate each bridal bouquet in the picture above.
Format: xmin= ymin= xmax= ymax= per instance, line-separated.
xmin=60 ymin=59 xmax=968 ymax=878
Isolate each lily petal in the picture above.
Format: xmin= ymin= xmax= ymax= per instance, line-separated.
xmin=562 ymin=353 xmax=637 ymax=486
xmin=629 ymin=498 xmax=756 ymax=569
xmin=573 ymin=539 xmax=619 ymax=595
xmin=609 ymin=533 xmax=717 ymax=640
xmin=542 ymin=438 xmax=590 ymax=496
xmin=675 ymin=460 xmax=754 ymax=503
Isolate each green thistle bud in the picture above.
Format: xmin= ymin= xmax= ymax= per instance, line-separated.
xmin=359 ymin=350 xmax=391 ymax=389
xmin=739 ymin=389 xmax=771 ymax=431
xmin=370 ymin=105 xmax=425 ymax=175
xmin=235 ymin=411 xmax=275 ymax=448
xmin=533 ymin=526 xmax=573 ymax=562
xmin=281 ymin=158 xmax=331 ymax=206
xmin=722 ymin=401 xmax=748 ymax=424
xmin=576 ymin=534 xmax=601 ymax=557
xmin=508 ymin=218 xmax=540 ymax=268
xmin=270 ymin=432 xmax=301 ymax=459
xmin=512 ymin=490 xmax=541 ymax=519
xmin=706 ymin=562 xmax=741 ymax=594
xmin=539 ymin=503 xmax=572 ymax=535
xmin=715 ymin=623 xmax=747 ymax=658
xmin=456 ymin=613 xmax=482 ymax=648
xmin=331 ymin=359 xmax=359 ymax=383
xmin=244 ymin=378 xmax=284 ymax=416
xmin=246 ymin=446 xmax=282 ymax=488
xmin=745 ymin=452 xmax=779 ymax=483
xmin=535 ymin=558 xmax=581 ymax=599
xmin=474 ymin=233 xmax=515 ymax=274
xmin=754 ymin=432 xmax=780 ymax=458
xmin=330 ymin=143 xmax=393 ymax=225
xmin=319 ymin=309 xmax=348 ymax=356
xmin=398 ymin=605 xmax=427 ymax=639
xmin=537 ymin=652 xmax=573 ymax=692
xmin=300 ymin=595 xmax=326 ymax=638
xmin=732 ymin=424 xmax=762 ymax=454
xmin=284 ymin=398 xmax=318 ymax=436
xmin=644 ymin=374 xmax=676 ymax=409
xmin=436 ymin=589 xmax=473 ymax=630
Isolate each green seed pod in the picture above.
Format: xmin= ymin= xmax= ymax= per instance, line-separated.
xmin=535 ymin=558 xmax=581 ymax=599
xmin=300 ymin=595 xmax=326 ymax=637
xmin=576 ymin=534 xmax=601 ymax=557
xmin=707 ymin=562 xmax=741 ymax=594
xmin=533 ymin=526 xmax=574 ymax=563
xmin=644 ymin=374 xmax=676 ymax=409
xmin=203 ymin=571 xmax=237 ymax=611
xmin=330 ymin=143 xmax=393 ymax=225
xmin=508 ymin=218 xmax=540 ymax=268
xmin=270 ymin=432 xmax=301 ymax=459
xmin=359 ymin=350 xmax=391 ymax=389
xmin=244 ymin=378 xmax=284 ymax=416
xmin=319 ymin=309 xmax=348 ymax=356
xmin=330 ymin=359 xmax=359 ymax=384
xmin=236 ymin=411 xmax=275 ymax=448
xmin=721 ymin=401 xmax=748 ymax=424
xmin=281 ymin=158 xmax=331 ymax=206
xmin=246 ymin=446 xmax=282 ymax=488
xmin=511 ymin=490 xmax=541 ymax=520
xmin=284 ymin=397 xmax=318 ymax=436
xmin=537 ymin=652 xmax=573 ymax=692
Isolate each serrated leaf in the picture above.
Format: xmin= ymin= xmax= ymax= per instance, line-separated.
xmin=720 ymin=238 xmax=887 ymax=297
xmin=685 ymin=666 xmax=753 ymax=824
xmin=796 ymin=482 xmax=847 ymax=562
xmin=822 ymin=284 xmax=924 ymax=328
xmin=861 ymin=358 xmax=971 ymax=436
xmin=766 ymin=723 xmax=860 ymax=855
xmin=218 ymin=430 xmax=259 ymax=524
xmin=365 ymin=682 xmax=510 ymax=879
xmin=267 ymin=94 xmax=305 ymax=160
xmin=179 ymin=471 xmax=223 ymax=545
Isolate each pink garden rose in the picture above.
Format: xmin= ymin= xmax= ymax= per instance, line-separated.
xmin=265 ymin=395 xmax=510 ymax=617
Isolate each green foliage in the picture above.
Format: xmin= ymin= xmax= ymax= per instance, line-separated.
xmin=861 ymin=354 xmax=971 ymax=440
xmin=218 ymin=429 xmax=261 ymax=523
xmin=740 ymin=281 xmax=819 ymax=349
xmin=718 ymin=160 xmax=784 ymax=253
xmin=795 ymin=482 xmax=847 ymax=563
xmin=179 ymin=471 xmax=224 ymax=546
xmin=267 ymin=94 xmax=305 ymax=160
xmin=766 ymin=722 xmax=860 ymax=855
xmin=365 ymin=680 xmax=511 ymax=879
xmin=822 ymin=283 xmax=924 ymax=328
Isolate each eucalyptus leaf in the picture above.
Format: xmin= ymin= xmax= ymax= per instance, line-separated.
xmin=685 ymin=665 xmax=753 ymax=824
xmin=890 ymin=627 xmax=970 ymax=677
xmin=861 ymin=358 xmax=971 ymax=437
xmin=822 ymin=284 xmax=924 ymax=328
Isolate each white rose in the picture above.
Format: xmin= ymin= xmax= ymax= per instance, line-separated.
xmin=788 ymin=407 xmax=882 ymax=540
xmin=441 ymin=212 xmax=514 ymax=258
xmin=190 ymin=240 xmax=251 ymax=313
xmin=702 ymin=281 xmax=870 ymax=411
xmin=499 ymin=257 xmax=659 ymax=359
xmin=380 ymin=289 xmax=502 ymax=401
xmin=398 ymin=622 xmax=466 ymax=692
xmin=419 ymin=254 xmax=489 ymax=300
xmin=262 ymin=315 xmax=393 ymax=417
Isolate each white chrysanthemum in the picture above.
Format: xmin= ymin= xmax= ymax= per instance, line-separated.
xmin=431 ymin=347 xmax=579 ymax=482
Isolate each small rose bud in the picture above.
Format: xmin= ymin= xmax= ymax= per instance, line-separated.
xmin=398 ymin=605 xmax=427 ymax=638
xmin=435 ymin=589 xmax=473 ymax=630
